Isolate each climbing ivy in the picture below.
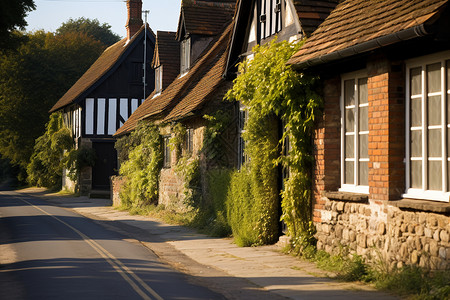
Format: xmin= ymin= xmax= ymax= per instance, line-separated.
xmin=116 ymin=121 xmax=163 ymax=208
xmin=225 ymin=38 xmax=322 ymax=249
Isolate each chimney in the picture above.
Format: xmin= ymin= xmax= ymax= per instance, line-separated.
xmin=126 ymin=0 xmax=143 ymax=41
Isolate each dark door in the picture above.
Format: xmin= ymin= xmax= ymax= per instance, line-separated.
xmin=92 ymin=141 xmax=117 ymax=190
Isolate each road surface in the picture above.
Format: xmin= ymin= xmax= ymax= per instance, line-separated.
xmin=0 ymin=190 xmax=224 ymax=300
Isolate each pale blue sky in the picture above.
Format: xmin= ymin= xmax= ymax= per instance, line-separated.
xmin=26 ymin=0 xmax=182 ymax=38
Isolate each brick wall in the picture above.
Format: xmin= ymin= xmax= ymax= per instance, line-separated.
xmin=312 ymin=54 xmax=449 ymax=270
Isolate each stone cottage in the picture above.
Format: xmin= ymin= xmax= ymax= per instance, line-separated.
xmin=114 ymin=0 xmax=237 ymax=211
xmin=287 ymin=0 xmax=450 ymax=270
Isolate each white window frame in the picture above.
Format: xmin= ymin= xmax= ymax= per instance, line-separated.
xmin=155 ymin=65 xmax=162 ymax=93
xmin=339 ymin=70 xmax=369 ymax=194
xmin=404 ymin=50 xmax=450 ymax=202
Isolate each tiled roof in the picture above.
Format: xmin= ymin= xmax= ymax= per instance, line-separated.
xmin=152 ymin=31 xmax=180 ymax=89
xmin=176 ymin=0 xmax=235 ymax=39
xmin=164 ymin=23 xmax=232 ymax=122
xmin=114 ymin=22 xmax=233 ymax=137
xmin=287 ymin=0 xmax=449 ymax=67
xmin=50 ymin=25 xmax=155 ymax=112
xmin=293 ymin=0 xmax=340 ymax=36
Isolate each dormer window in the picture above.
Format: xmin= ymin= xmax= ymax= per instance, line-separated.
xmin=155 ymin=65 xmax=162 ymax=93
xmin=180 ymin=37 xmax=191 ymax=74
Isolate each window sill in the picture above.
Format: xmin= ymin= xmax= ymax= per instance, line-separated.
xmin=323 ymin=191 xmax=368 ymax=203
xmin=390 ymin=199 xmax=450 ymax=214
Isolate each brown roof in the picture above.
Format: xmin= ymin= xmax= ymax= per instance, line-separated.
xmin=287 ymin=0 xmax=449 ymax=67
xmin=164 ymin=23 xmax=232 ymax=122
xmin=176 ymin=0 xmax=235 ymax=39
xmin=115 ymin=22 xmax=233 ymax=136
xmin=50 ymin=25 xmax=155 ymax=112
xmin=293 ymin=0 xmax=340 ymax=36
xmin=152 ymin=31 xmax=180 ymax=89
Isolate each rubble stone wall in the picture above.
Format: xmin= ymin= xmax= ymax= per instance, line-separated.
xmin=315 ymin=198 xmax=450 ymax=270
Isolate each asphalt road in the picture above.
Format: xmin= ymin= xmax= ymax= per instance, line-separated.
xmin=0 ymin=190 xmax=225 ymax=300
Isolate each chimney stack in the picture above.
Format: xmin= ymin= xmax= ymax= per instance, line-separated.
xmin=126 ymin=0 xmax=143 ymax=41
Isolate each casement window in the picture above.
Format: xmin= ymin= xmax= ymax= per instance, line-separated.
xmin=185 ymin=128 xmax=194 ymax=154
xmin=405 ymin=51 xmax=450 ymax=202
xmin=163 ymin=136 xmax=171 ymax=168
xmin=238 ymin=105 xmax=248 ymax=169
xmin=340 ymin=72 xmax=369 ymax=194
xmin=155 ymin=66 xmax=162 ymax=93
xmin=259 ymin=0 xmax=283 ymax=40
xmin=180 ymin=38 xmax=191 ymax=74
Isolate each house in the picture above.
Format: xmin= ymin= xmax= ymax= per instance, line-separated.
xmin=114 ymin=0 xmax=236 ymax=211
xmin=223 ymin=0 xmax=340 ymax=236
xmin=50 ymin=0 xmax=156 ymax=195
xmin=287 ymin=0 xmax=450 ymax=270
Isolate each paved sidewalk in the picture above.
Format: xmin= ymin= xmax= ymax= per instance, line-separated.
xmin=21 ymin=188 xmax=398 ymax=300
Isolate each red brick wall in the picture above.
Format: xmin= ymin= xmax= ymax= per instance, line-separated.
xmin=367 ymin=56 xmax=405 ymax=201
xmin=313 ymin=54 xmax=406 ymax=222
xmin=313 ymin=76 xmax=341 ymax=222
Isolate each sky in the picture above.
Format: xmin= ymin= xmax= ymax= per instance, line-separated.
xmin=25 ymin=0 xmax=182 ymax=38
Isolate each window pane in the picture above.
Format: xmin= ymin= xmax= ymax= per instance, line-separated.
xmin=411 ymin=67 xmax=422 ymax=96
xmin=427 ymin=63 xmax=441 ymax=93
xmin=345 ymin=135 xmax=354 ymax=158
xmin=345 ymin=161 xmax=354 ymax=184
xmin=447 ymin=60 xmax=450 ymax=93
xmin=411 ymin=97 xmax=422 ymax=127
xmin=345 ymin=108 xmax=355 ymax=132
xmin=411 ymin=160 xmax=422 ymax=188
xmin=359 ymin=134 xmax=368 ymax=159
xmin=344 ymin=79 xmax=355 ymax=106
xmin=428 ymin=160 xmax=442 ymax=190
xmin=411 ymin=130 xmax=422 ymax=157
xmin=359 ymin=161 xmax=368 ymax=186
xmin=359 ymin=106 xmax=368 ymax=131
xmin=428 ymin=129 xmax=442 ymax=157
xmin=428 ymin=95 xmax=441 ymax=126
xmin=358 ymin=78 xmax=368 ymax=104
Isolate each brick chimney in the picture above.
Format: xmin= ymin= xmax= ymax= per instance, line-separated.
xmin=126 ymin=0 xmax=143 ymax=41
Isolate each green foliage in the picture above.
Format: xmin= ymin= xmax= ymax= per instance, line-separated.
xmin=0 ymin=30 xmax=104 ymax=179
xmin=64 ymin=146 xmax=96 ymax=182
xmin=175 ymin=156 xmax=201 ymax=208
xmin=202 ymin=110 xmax=233 ymax=167
xmin=0 ymin=0 xmax=35 ymax=49
xmin=56 ymin=17 xmax=121 ymax=46
xmin=27 ymin=113 xmax=73 ymax=189
xmin=225 ymin=38 xmax=322 ymax=247
xmin=169 ymin=122 xmax=186 ymax=159
xmin=117 ymin=122 xmax=163 ymax=208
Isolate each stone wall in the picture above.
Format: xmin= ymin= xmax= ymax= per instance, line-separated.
xmin=315 ymin=196 xmax=450 ymax=270
xmin=111 ymin=175 xmax=125 ymax=207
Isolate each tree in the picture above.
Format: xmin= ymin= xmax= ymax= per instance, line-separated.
xmin=0 ymin=30 xmax=104 ymax=180
xmin=57 ymin=17 xmax=121 ymax=47
xmin=0 ymin=0 xmax=35 ymax=49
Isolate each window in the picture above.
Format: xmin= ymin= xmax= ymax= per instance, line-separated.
xmin=155 ymin=66 xmax=162 ymax=93
xmin=238 ymin=104 xmax=248 ymax=168
xmin=163 ymin=136 xmax=171 ymax=168
xmin=180 ymin=38 xmax=191 ymax=74
xmin=340 ymin=72 xmax=369 ymax=193
xmin=405 ymin=52 xmax=450 ymax=202
xmin=185 ymin=128 xmax=194 ymax=154
xmin=259 ymin=0 xmax=283 ymax=40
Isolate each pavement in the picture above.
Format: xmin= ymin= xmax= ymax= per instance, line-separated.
xmin=14 ymin=187 xmax=398 ymax=300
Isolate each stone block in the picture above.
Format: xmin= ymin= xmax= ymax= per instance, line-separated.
xmin=401 ymin=223 xmax=408 ymax=233
xmin=425 ymin=228 xmax=433 ymax=238
xmin=337 ymin=201 xmax=345 ymax=212
xmin=415 ymin=225 xmax=424 ymax=236
xmin=433 ymin=229 xmax=441 ymax=242
xmin=349 ymin=230 xmax=356 ymax=242
xmin=440 ymin=230 xmax=449 ymax=243
xmin=378 ymin=222 xmax=386 ymax=235
xmin=419 ymin=256 xmax=429 ymax=269
xmin=428 ymin=216 xmax=438 ymax=227
xmin=429 ymin=240 xmax=439 ymax=257
xmin=408 ymin=224 xmax=415 ymax=234
xmin=411 ymin=250 xmax=419 ymax=264
xmin=439 ymin=247 xmax=446 ymax=259
xmin=357 ymin=234 xmax=367 ymax=248
xmin=342 ymin=228 xmax=349 ymax=240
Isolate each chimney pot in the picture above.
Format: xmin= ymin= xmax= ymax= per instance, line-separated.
xmin=126 ymin=0 xmax=143 ymax=41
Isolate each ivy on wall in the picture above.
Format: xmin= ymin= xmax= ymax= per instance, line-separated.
xmin=225 ymin=38 xmax=322 ymax=249
xmin=115 ymin=121 xmax=163 ymax=208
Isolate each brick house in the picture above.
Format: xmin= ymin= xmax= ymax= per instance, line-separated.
xmin=50 ymin=0 xmax=155 ymax=195
xmin=114 ymin=0 xmax=236 ymax=211
xmin=287 ymin=0 xmax=450 ymax=269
